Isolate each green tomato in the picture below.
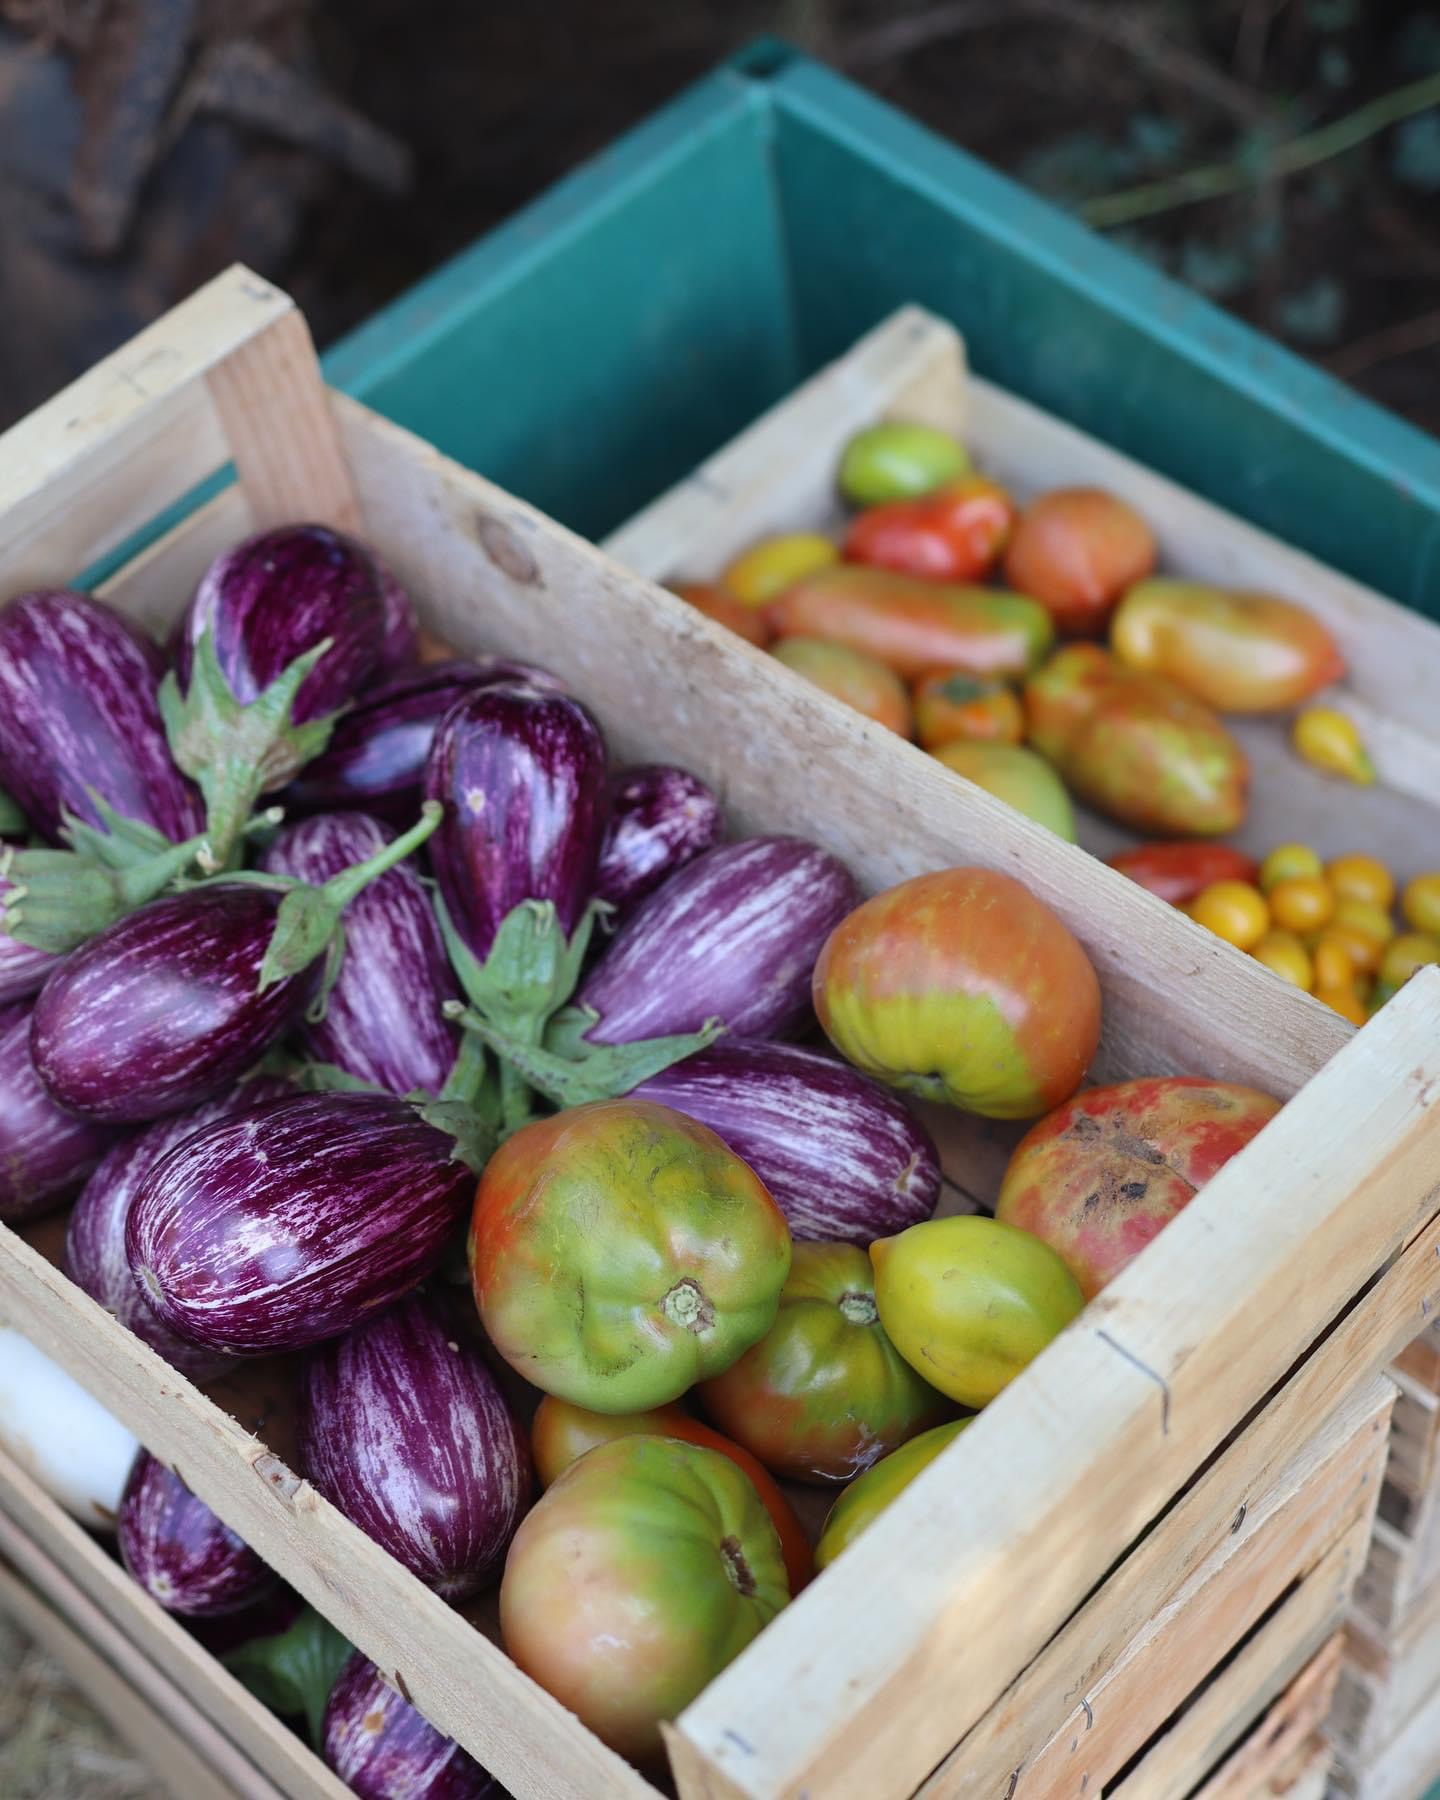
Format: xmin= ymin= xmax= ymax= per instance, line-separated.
xmin=471 ymin=1098 xmax=793 ymax=1413
xmin=816 ymin=1417 xmax=971 ymax=1569
xmin=839 ymin=422 xmax=971 ymax=507
xmin=930 ymin=741 xmax=1077 ymax=841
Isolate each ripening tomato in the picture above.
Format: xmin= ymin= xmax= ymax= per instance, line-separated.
xmin=1380 ymin=932 xmax=1440 ymax=990
xmin=1111 ymin=581 xmax=1344 ymax=713
xmin=500 ymin=1437 xmax=788 ymax=1763
xmin=530 ymin=1396 xmax=813 ymax=1594
xmin=998 ymin=1076 xmax=1281 ymax=1298
xmin=843 ymin=476 xmax=1017 ymax=582
xmin=1003 ymin=488 xmax=1157 ymax=635
xmin=673 ymin=582 xmax=773 ymax=647
xmin=912 ymin=670 xmax=1025 ymax=749
xmin=1318 ymin=984 xmax=1368 ymax=1025
xmin=1186 ymin=880 xmax=1270 ymax=950
xmin=930 ymin=742 xmax=1077 ymax=841
xmin=722 ymin=534 xmax=838 ymax=607
xmin=816 ymin=1418 xmax=971 ymax=1570
xmin=698 ymin=1242 xmax=953 ymax=1484
xmin=1259 ymin=843 xmax=1322 ymax=891
xmin=1252 ymin=929 xmax=1313 ymax=990
xmin=871 ymin=1216 xmax=1083 ymax=1408
xmin=814 ymin=868 xmax=1101 ymax=1120
xmin=1267 ymin=876 xmax=1334 ymax=936
xmin=1105 ymin=841 xmax=1259 ymax=907
xmin=770 ymin=636 xmax=912 ymax=735
xmin=471 ymin=1100 xmax=792 ymax=1413
xmin=1293 ymin=708 xmax=1374 ymax=784
xmin=838 ymin=422 xmax=970 ymax=507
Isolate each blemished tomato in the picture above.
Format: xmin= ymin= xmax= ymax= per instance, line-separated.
xmin=529 ymin=1396 xmax=813 ymax=1594
xmin=1186 ymin=880 xmax=1270 ymax=951
xmin=500 ymin=1437 xmax=788 ymax=1764
xmin=843 ymin=476 xmax=1017 ymax=582
xmin=838 ymin=422 xmax=970 ymax=507
xmin=996 ymin=1076 xmax=1281 ymax=1298
xmin=698 ymin=1242 xmax=952 ymax=1485
xmin=1267 ymin=876 xmax=1334 ymax=936
xmin=1327 ymin=854 xmax=1395 ymax=912
xmin=814 ymin=867 xmax=1101 ymax=1121
xmin=470 ymin=1099 xmax=792 ymax=1414
xmin=912 ymin=670 xmax=1025 ymax=749
xmin=1106 ymin=841 xmax=1260 ymax=907
xmin=768 ymin=566 xmax=1054 ymax=681
xmin=929 ymin=742 xmax=1076 ymax=841
xmin=1003 ymin=488 xmax=1157 ymax=636
xmin=1110 ymin=581 xmax=1344 ymax=713
xmin=1403 ymin=875 xmax=1440 ymax=938
xmin=871 ymin=1216 xmax=1083 ymax=1408
xmin=815 ymin=1418 xmax=971 ymax=1570
xmin=1293 ymin=708 xmax=1374 ymax=783
xmin=770 ymin=636 xmax=913 ymax=735
xmin=673 ymin=582 xmax=773 ymax=647
xmin=1252 ymin=929 xmax=1313 ymax=990
xmin=1258 ymin=843 xmax=1322 ymax=891
xmin=721 ymin=534 xmax=838 ymax=607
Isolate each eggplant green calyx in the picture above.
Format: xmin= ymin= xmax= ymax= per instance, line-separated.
xmin=257 ymin=801 xmax=443 ymax=993
xmin=2 ymin=830 xmax=209 ymax=954
xmin=160 ymin=629 xmax=346 ymax=872
xmin=0 ymin=785 xmax=24 ymax=837
xmin=221 ymin=1606 xmax=352 ymax=1751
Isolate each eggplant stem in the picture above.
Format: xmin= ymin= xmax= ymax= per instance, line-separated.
xmin=320 ymin=802 xmax=442 ymax=912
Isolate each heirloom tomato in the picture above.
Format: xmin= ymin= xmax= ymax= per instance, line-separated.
xmin=673 ymin=582 xmax=773 ymax=647
xmin=871 ymin=1216 xmax=1084 ymax=1408
xmin=838 ymin=422 xmax=970 ymax=507
xmin=1003 ymin=488 xmax=1156 ymax=635
xmin=500 ymin=1437 xmax=788 ymax=1763
xmin=721 ymin=534 xmax=838 ymax=607
xmin=1105 ymin=841 xmax=1259 ymax=907
xmin=770 ymin=636 xmax=912 ymax=735
xmin=912 ymin=671 xmax=1024 ymax=750
xmin=815 ymin=1418 xmax=970 ymax=1570
xmin=698 ymin=1242 xmax=952 ymax=1484
xmin=843 ymin=476 xmax=1017 ymax=582
xmin=930 ymin=742 xmax=1076 ymax=840
xmin=814 ymin=868 xmax=1100 ymax=1120
xmin=996 ymin=1076 xmax=1281 ymax=1298
xmin=529 ymin=1395 xmax=813 ymax=1594
xmin=470 ymin=1099 xmax=791 ymax=1413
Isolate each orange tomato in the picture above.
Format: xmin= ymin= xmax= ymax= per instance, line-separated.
xmin=1318 ymin=918 xmax=1384 ymax=976
xmin=1326 ymin=854 xmax=1395 ymax=912
xmin=770 ymin=636 xmax=912 ymax=735
xmin=843 ymin=476 xmax=1017 ymax=583
xmin=672 ymin=582 xmax=773 ymax=647
xmin=1252 ymin=930 xmax=1313 ymax=990
xmin=1316 ymin=984 xmax=1367 ymax=1025
xmin=1311 ymin=933 xmax=1357 ymax=990
xmin=1267 ymin=876 xmax=1334 ymax=936
xmin=912 ymin=670 xmax=1025 ymax=749
xmin=1402 ymin=875 xmax=1440 ymax=937
xmin=1187 ymin=880 xmax=1270 ymax=950
xmin=1003 ymin=488 xmax=1157 ymax=636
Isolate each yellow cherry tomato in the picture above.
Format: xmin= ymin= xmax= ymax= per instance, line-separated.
xmin=1331 ymin=897 xmax=1394 ymax=949
xmin=1292 ymin=708 xmax=1375 ymax=784
xmin=1267 ymin=875 xmax=1334 ymax=936
xmin=1379 ymin=931 xmax=1440 ymax=990
xmin=1311 ymin=933 xmax=1357 ymax=991
xmin=1188 ymin=880 xmax=1270 ymax=950
xmin=1316 ymin=984 xmax=1367 ymax=1026
xmin=1258 ymin=843 xmax=1322 ymax=891
xmin=1326 ymin=854 xmax=1395 ymax=912
xmin=1402 ymin=874 xmax=1440 ymax=937
xmin=721 ymin=533 xmax=839 ymax=607
xmin=1251 ymin=930 xmax=1313 ymax=991
xmin=1321 ymin=918 xmax=1384 ymax=976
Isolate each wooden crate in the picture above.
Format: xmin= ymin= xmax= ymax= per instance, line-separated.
xmin=4 ymin=269 xmax=1440 ymax=1800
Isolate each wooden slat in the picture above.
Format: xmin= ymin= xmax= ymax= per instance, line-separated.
xmin=1332 ymin=1671 xmax=1440 ymax=1800
xmin=0 ymin=1443 xmax=347 ymax=1800
xmin=0 ymin=1556 xmax=257 ymax=1800
xmin=1180 ymin=1634 xmax=1343 ymax=1800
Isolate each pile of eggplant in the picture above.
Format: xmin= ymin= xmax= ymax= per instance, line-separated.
xmin=0 ymin=519 xmax=947 ymax=1791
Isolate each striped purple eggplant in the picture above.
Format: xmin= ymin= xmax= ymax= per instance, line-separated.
xmin=375 ymin=560 xmax=420 ymax=673
xmin=64 ymin=1077 xmax=295 ymax=1379
xmin=29 ymin=885 xmax=323 ymax=1123
xmin=633 ymin=1038 xmax=940 ymax=1243
xmin=0 ymin=590 xmax=202 ymax=844
xmin=261 ymin=813 xmax=458 ymax=1095
xmin=175 ymin=524 xmax=385 ymax=723
xmin=126 ymin=1091 xmax=473 ymax=1356
xmin=285 ymin=659 xmax=564 ymax=823
xmin=324 ymin=1654 xmax=506 ymax=1800
xmin=425 ymin=683 xmax=607 ymax=963
xmin=0 ymin=1001 xmax=116 ymax=1224
xmin=118 ymin=1449 xmax=277 ymax=1617
xmin=579 ymin=836 xmax=859 ymax=1045
xmin=300 ymin=1293 xmax=530 ymax=1597
xmin=595 ymin=764 xmax=723 ymax=918
xmin=0 ymin=867 xmax=57 ymax=1003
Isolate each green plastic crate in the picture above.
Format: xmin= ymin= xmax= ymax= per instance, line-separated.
xmin=324 ymin=40 xmax=1440 ymax=617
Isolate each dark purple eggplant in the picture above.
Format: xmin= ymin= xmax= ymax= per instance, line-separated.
xmin=126 ymin=1091 xmax=474 ymax=1356
xmin=324 ymin=1653 xmax=506 ymax=1800
xmin=595 ymin=764 xmax=723 ymax=918
xmin=0 ymin=866 xmax=58 ymax=1003
xmin=0 ymin=1001 xmax=117 ymax=1224
xmin=425 ymin=683 xmax=607 ymax=964
xmin=300 ymin=1293 xmax=530 ymax=1597
xmin=29 ymin=886 xmax=324 ymax=1123
xmin=118 ymin=1449 xmax=277 ymax=1617
xmin=285 ymin=659 xmax=564 ymax=823
xmin=175 ymin=524 xmax=385 ymax=723
xmin=64 ymin=1077 xmax=295 ymax=1378
xmin=633 ymin=1038 xmax=940 ymax=1242
xmin=579 ymin=836 xmax=859 ymax=1044
xmin=261 ymin=813 xmax=459 ymax=1095
xmin=0 ymin=590 xmax=202 ymax=844
xmin=375 ymin=560 xmax=420 ymax=673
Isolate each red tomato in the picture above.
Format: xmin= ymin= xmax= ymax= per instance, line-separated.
xmin=843 ymin=476 xmax=1018 ymax=582
xmin=1106 ymin=842 xmax=1261 ymax=907
xmin=530 ymin=1395 xmax=813 ymax=1594
xmin=1004 ymin=488 xmax=1157 ymax=636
